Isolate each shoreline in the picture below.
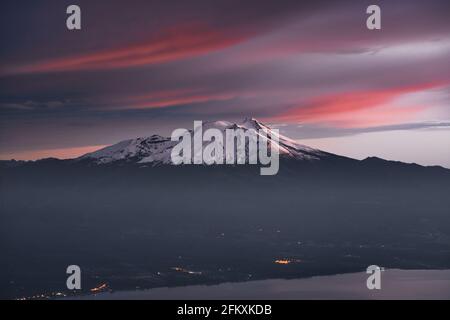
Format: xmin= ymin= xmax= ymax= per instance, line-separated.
xmin=66 ymin=269 xmax=450 ymax=300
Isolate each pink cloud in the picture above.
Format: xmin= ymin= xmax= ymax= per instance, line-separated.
xmin=277 ymin=81 xmax=448 ymax=128
xmin=5 ymin=23 xmax=252 ymax=75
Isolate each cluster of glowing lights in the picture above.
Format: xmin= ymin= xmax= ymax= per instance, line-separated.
xmin=90 ymin=283 xmax=108 ymax=293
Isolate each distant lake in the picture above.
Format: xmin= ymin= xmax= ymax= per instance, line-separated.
xmin=74 ymin=269 xmax=450 ymax=300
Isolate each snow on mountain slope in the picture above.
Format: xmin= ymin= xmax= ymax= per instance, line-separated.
xmin=79 ymin=135 xmax=175 ymax=164
xmin=78 ymin=118 xmax=328 ymax=165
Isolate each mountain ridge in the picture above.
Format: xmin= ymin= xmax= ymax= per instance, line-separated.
xmin=77 ymin=118 xmax=332 ymax=166
xmin=0 ymin=118 xmax=449 ymax=173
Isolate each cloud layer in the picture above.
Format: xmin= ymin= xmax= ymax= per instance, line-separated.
xmin=0 ymin=0 xmax=449 ymax=164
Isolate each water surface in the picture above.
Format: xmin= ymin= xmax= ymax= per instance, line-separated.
xmin=77 ymin=269 xmax=450 ymax=300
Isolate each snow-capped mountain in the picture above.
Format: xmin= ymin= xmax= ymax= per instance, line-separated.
xmin=78 ymin=118 xmax=329 ymax=165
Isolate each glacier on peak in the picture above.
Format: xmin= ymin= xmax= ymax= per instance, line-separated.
xmin=78 ymin=118 xmax=328 ymax=166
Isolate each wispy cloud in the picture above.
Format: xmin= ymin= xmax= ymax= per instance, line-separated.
xmin=276 ymin=82 xmax=448 ymax=127
xmin=115 ymin=88 xmax=244 ymax=110
xmin=0 ymin=99 xmax=68 ymax=111
xmin=3 ymin=23 xmax=251 ymax=75
xmin=273 ymin=121 xmax=450 ymax=140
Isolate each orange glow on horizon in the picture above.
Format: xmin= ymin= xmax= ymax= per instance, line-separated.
xmin=0 ymin=145 xmax=106 ymax=161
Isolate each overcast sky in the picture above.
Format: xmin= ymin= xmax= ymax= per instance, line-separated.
xmin=1 ymin=0 xmax=449 ymax=167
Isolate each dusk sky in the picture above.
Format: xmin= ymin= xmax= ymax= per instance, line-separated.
xmin=1 ymin=0 xmax=449 ymax=166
